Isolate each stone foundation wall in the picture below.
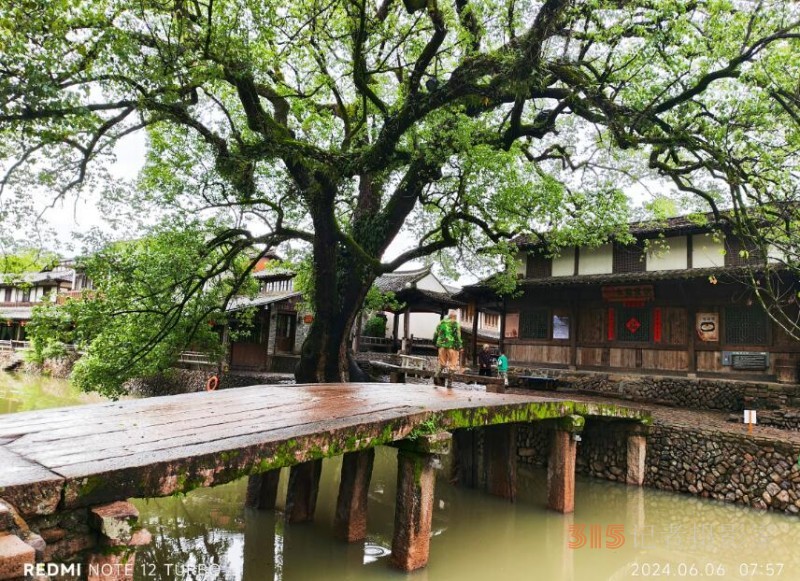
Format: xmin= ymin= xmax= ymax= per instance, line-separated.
xmin=516 ymin=369 xmax=800 ymax=414
xmin=21 ymin=354 xmax=78 ymax=378
xmin=645 ymin=424 xmax=800 ymax=513
xmin=516 ymin=421 xmax=800 ymax=515
xmin=553 ymin=372 xmax=746 ymax=411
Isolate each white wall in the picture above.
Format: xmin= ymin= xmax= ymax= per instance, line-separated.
xmin=416 ymin=273 xmax=448 ymax=293
xmin=692 ymin=234 xmax=725 ymax=268
xmin=552 ymin=248 xmax=575 ymax=277
xmin=383 ymin=312 xmax=443 ymax=340
xmin=646 ymin=236 xmax=688 ymax=271
xmin=578 ymin=244 xmax=613 ymax=275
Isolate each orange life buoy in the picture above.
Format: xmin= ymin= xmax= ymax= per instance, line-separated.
xmin=206 ymin=375 xmax=219 ymax=391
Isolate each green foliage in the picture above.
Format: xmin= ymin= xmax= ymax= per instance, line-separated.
xmin=363 ymin=316 xmax=387 ymax=338
xmin=0 ymin=248 xmax=59 ymax=276
xmin=27 ymin=220 xmax=258 ymax=397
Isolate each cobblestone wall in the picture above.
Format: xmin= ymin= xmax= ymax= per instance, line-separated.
xmin=516 ymin=421 xmax=800 ymax=515
xmin=645 ymin=424 xmax=800 ymax=514
xmin=556 ymin=372 xmax=746 ymax=411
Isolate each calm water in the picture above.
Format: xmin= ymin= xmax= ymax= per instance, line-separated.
xmin=0 ymin=372 xmax=103 ymax=413
xmin=1 ymin=374 xmax=798 ymax=580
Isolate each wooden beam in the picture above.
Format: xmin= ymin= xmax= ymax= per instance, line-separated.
xmin=403 ymin=309 xmax=410 ymax=354
xmin=245 ymin=470 xmax=280 ymax=510
xmin=451 ymin=429 xmax=479 ymax=489
xmin=484 ymin=424 xmax=517 ymax=501
xmin=499 ymin=298 xmax=507 ymax=353
xmin=334 ymin=449 xmax=375 ymax=542
xmin=285 ymin=459 xmax=322 ymax=523
xmin=392 ymin=313 xmax=400 ymax=353
xmin=471 ymin=303 xmax=479 ymax=366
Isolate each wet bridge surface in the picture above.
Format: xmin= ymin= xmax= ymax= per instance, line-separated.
xmin=0 ymin=383 xmax=647 ymax=518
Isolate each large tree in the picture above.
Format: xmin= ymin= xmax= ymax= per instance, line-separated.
xmin=1 ymin=0 xmax=799 ymax=383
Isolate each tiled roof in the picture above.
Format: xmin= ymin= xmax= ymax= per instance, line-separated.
xmin=253 ymin=268 xmax=296 ymax=279
xmin=375 ymin=266 xmax=432 ymax=293
xmin=513 ymin=211 xmax=733 ymax=250
xmin=468 ymin=265 xmax=779 ymax=291
xmin=226 ymin=292 xmax=301 ymax=312
xmin=0 ymin=271 xmax=73 ymax=287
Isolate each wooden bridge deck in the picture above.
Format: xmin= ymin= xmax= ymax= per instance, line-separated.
xmin=0 ymin=383 xmax=648 ymax=518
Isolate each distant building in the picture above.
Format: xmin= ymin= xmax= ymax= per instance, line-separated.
xmin=0 ymin=267 xmax=75 ymax=341
xmin=225 ymin=262 xmax=311 ymax=372
xmin=375 ymin=266 xmax=460 ymax=345
xmin=460 ymin=214 xmax=799 ymax=382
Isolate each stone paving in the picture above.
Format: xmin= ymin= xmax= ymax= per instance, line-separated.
xmin=508 ymin=386 xmax=800 ymax=445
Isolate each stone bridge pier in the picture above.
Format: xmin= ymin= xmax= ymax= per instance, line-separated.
xmin=452 ymin=416 xmax=648 ymax=513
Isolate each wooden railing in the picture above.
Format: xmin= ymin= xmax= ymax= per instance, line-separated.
xmin=177 ymin=351 xmax=218 ymax=366
xmin=0 ymin=340 xmax=31 ymax=352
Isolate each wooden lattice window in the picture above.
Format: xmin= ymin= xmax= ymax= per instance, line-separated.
xmin=724 ymin=306 xmax=767 ymax=345
xmin=526 ymin=254 xmax=552 ymax=278
xmin=613 ymin=242 xmax=645 ymax=273
xmin=724 ymin=237 xmax=764 ymax=267
xmin=520 ymin=309 xmax=549 ymax=339
xmin=616 ymin=306 xmax=651 ymax=342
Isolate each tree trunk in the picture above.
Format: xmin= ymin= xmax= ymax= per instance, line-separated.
xmin=295 ymin=190 xmax=375 ymax=383
xmin=294 ymin=175 xmax=392 ymax=384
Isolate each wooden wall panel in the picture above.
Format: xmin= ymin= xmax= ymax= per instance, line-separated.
xmin=231 ymin=343 xmax=267 ymax=370
xmin=641 ymin=349 xmax=689 ymax=371
xmin=662 ymin=307 xmax=688 ymax=345
xmin=578 ymin=308 xmax=605 ymax=343
xmin=697 ymin=351 xmax=722 ymax=371
xmin=576 ymin=347 xmax=604 ymax=367
xmin=508 ymin=344 xmax=570 ymax=365
xmin=609 ymin=348 xmax=636 ymax=368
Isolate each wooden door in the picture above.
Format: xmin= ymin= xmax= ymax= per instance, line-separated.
xmin=276 ymin=313 xmax=296 ymax=353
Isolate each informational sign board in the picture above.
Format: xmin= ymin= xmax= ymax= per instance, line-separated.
xmin=743 ymin=410 xmax=758 ymax=424
xmin=722 ymin=351 xmax=769 ymax=369
xmin=696 ymin=312 xmax=719 ymax=342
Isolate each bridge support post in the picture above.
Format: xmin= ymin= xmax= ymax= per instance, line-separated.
xmin=484 ymin=424 xmax=517 ymax=501
xmin=547 ymin=415 xmax=584 ymax=514
xmin=390 ymin=433 xmax=451 ymax=572
xmin=246 ymin=470 xmax=281 ymax=510
xmin=451 ymin=429 xmax=480 ymax=488
xmin=626 ymin=426 xmax=648 ymax=486
xmin=286 ymin=460 xmax=323 ymax=523
xmin=334 ymin=449 xmax=375 ymax=542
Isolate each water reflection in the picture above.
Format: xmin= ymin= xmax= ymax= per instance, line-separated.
xmin=132 ymin=447 xmax=800 ymax=581
xmin=0 ymin=372 xmax=102 ymax=413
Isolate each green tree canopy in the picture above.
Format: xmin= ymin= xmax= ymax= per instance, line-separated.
xmin=2 ymin=0 xmax=799 ymax=382
xmin=27 ymin=221 xmax=258 ymax=397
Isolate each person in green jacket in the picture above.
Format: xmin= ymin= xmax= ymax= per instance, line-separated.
xmin=433 ymin=311 xmax=463 ymax=373
xmin=496 ymin=350 xmax=509 ymax=385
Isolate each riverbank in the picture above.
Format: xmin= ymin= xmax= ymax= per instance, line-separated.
xmin=512 ymin=388 xmax=800 ymax=515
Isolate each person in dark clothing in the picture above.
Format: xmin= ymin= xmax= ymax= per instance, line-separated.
xmin=478 ymin=344 xmax=494 ymax=376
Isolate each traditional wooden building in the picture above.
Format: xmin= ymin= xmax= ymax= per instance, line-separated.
xmin=461 ymin=215 xmax=800 ymax=382
xmin=0 ymin=268 xmax=75 ymax=341
xmin=225 ymin=266 xmax=312 ymax=372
